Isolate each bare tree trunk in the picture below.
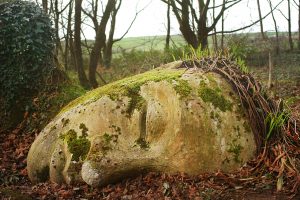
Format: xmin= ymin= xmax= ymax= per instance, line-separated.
xmin=212 ymin=0 xmax=218 ymax=51
xmin=64 ymin=0 xmax=74 ymax=70
xmin=179 ymin=0 xmax=199 ymax=48
xmin=53 ymin=0 xmax=63 ymax=57
xmin=165 ymin=0 xmax=171 ymax=50
xmin=268 ymin=0 xmax=280 ymax=54
xmin=69 ymin=31 xmax=76 ymax=71
xmin=298 ymin=0 xmax=300 ymax=50
xmin=164 ymin=0 xmax=235 ymax=50
xmin=88 ymin=0 xmax=115 ymax=88
xmin=257 ymin=0 xmax=266 ymax=39
xmin=103 ymin=0 xmax=123 ymax=68
xmin=74 ymin=0 xmax=89 ymax=88
xmin=104 ymin=3 xmax=119 ymax=68
xmin=288 ymin=0 xmax=294 ymax=50
xmin=221 ymin=6 xmax=224 ymax=50
xmin=42 ymin=0 xmax=48 ymax=13
xmin=268 ymin=52 xmax=273 ymax=89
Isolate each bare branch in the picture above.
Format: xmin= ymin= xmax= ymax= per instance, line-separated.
xmin=113 ymin=0 xmax=151 ymax=42
xmin=278 ymin=9 xmax=289 ymax=21
xmin=210 ymin=0 xmax=284 ymax=35
xmin=57 ymin=0 xmax=73 ymax=15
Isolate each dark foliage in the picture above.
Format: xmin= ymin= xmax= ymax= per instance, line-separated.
xmin=0 ymin=0 xmax=55 ymax=112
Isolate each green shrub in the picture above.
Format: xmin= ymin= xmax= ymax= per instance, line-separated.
xmin=109 ymin=49 xmax=170 ymax=81
xmin=0 ymin=0 xmax=55 ymax=110
xmin=227 ymin=34 xmax=256 ymax=60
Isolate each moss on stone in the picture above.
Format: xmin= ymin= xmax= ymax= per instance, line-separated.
xmin=61 ymin=118 xmax=70 ymax=127
xmin=134 ymin=138 xmax=150 ymax=150
xmin=103 ymin=133 xmax=113 ymax=144
xmin=206 ymin=73 xmax=218 ymax=88
xmin=50 ymin=125 xmax=56 ymax=132
xmin=243 ymin=121 xmax=251 ymax=132
xmin=198 ymin=85 xmax=233 ymax=112
xmin=172 ymin=79 xmax=193 ymax=99
xmin=110 ymin=125 xmax=122 ymax=135
xmin=79 ymin=123 xmax=88 ymax=137
xmin=61 ymin=129 xmax=91 ymax=162
xmin=227 ymin=140 xmax=243 ymax=163
xmin=100 ymin=132 xmax=119 ymax=155
xmin=126 ymin=91 xmax=146 ymax=117
xmin=59 ymin=68 xmax=185 ymax=115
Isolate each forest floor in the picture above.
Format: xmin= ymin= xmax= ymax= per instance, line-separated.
xmin=1 ymin=53 xmax=300 ymax=199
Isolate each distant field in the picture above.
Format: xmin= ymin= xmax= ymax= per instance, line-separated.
xmin=112 ymin=35 xmax=186 ymax=53
xmin=78 ymin=31 xmax=298 ymax=58
xmin=111 ymin=32 xmax=297 ymax=53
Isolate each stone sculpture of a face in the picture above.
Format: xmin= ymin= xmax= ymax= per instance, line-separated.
xmin=27 ymin=61 xmax=256 ymax=186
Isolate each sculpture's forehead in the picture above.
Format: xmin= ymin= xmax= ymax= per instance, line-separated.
xmin=55 ymin=71 xmax=237 ymax=139
xmin=59 ymin=64 xmax=186 ymax=115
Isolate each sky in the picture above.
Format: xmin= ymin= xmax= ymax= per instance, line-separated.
xmin=80 ymin=0 xmax=299 ymax=40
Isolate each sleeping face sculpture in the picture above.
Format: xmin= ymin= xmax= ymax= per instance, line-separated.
xmin=27 ymin=61 xmax=256 ymax=186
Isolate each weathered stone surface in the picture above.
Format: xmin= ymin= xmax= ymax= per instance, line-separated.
xmin=27 ymin=61 xmax=256 ymax=186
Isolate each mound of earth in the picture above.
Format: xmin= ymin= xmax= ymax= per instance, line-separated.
xmin=27 ymin=61 xmax=256 ymax=186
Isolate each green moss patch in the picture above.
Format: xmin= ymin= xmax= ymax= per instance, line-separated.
xmin=172 ymin=79 xmax=192 ymax=99
xmin=79 ymin=123 xmax=88 ymax=136
xmin=59 ymin=68 xmax=184 ymax=115
xmin=61 ymin=129 xmax=91 ymax=162
xmin=198 ymin=84 xmax=233 ymax=112
xmin=134 ymin=138 xmax=150 ymax=150
xmin=227 ymin=139 xmax=243 ymax=163
xmin=126 ymin=88 xmax=146 ymax=116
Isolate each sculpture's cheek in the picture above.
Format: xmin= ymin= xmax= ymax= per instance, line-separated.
xmin=145 ymin=100 xmax=167 ymax=142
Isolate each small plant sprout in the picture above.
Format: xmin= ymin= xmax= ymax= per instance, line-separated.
xmin=265 ymin=110 xmax=290 ymax=141
xmin=174 ymin=45 xmax=211 ymax=61
xmin=235 ymin=57 xmax=249 ymax=73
